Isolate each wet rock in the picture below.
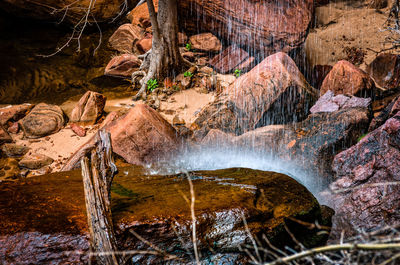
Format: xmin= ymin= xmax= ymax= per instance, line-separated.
xmin=176 ymin=73 xmax=192 ymax=89
xmin=366 ymin=53 xmax=400 ymax=91
xmin=0 ymin=126 xmax=12 ymax=145
xmin=19 ymin=103 xmax=64 ymax=139
xmin=327 ymin=112 xmax=400 ymax=240
xmin=172 ymin=115 xmax=185 ymax=125
xmin=235 ymin=56 xmax=255 ymax=73
xmin=200 ymin=129 xmax=234 ymax=147
xmin=178 ymin=0 xmax=313 ymax=54
xmin=368 ymin=0 xmax=388 ymax=9
xmin=19 ymin=153 xmax=54 ymax=169
xmin=193 ymin=52 xmax=318 ymax=137
xmin=136 ymin=35 xmax=152 ymax=54
xmin=0 ymin=103 xmax=33 ymax=126
xmin=369 ymin=95 xmax=400 ymax=131
xmin=189 ymin=33 xmax=222 ymax=53
xmin=70 ymin=124 xmax=86 ymax=137
xmin=70 ymin=91 xmax=106 ymax=124
xmin=1 ymin=144 xmax=29 ymax=157
xmin=209 ymin=45 xmax=249 ymax=74
xmin=320 ymin=60 xmax=375 ymax=97
xmin=0 ymin=158 xmax=20 ymax=181
xmin=108 ymin=23 xmax=144 ymax=53
xmin=107 ymin=104 xmax=181 ymax=165
xmin=104 ymin=54 xmax=141 ymax=78
xmin=310 ymin=90 xmax=371 ymax=114
xmin=0 ymin=167 xmax=330 ymax=264
xmin=233 ymin=108 xmax=371 ymax=179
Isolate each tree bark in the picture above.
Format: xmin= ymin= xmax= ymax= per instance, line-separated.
xmin=134 ymin=0 xmax=189 ymax=99
xmin=81 ymin=129 xmax=122 ymax=265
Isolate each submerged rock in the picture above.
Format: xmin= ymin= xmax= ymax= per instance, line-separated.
xmin=70 ymin=91 xmax=106 ymax=124
xmin=320 ymin=60 xmax=375 ymax=97
xmin=19 ymin=103 xmax=64 ymax=138
xmin=327 ymin=112 xmax=400 ymax=240
xmin=193 ymin=52 xmax=318 ymax=138
xmin=0 ymin=167 xmax=331 ymax=264
xmin=1 ymin=144 xmax=29 ymax=157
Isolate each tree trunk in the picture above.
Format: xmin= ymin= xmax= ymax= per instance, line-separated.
xmin=81 ymin=129 xmax=123 ymax=265
xmin=134 ymin=0 xmax=189 ymax=99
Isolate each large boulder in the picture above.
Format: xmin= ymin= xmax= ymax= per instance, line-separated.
xmin=104 ymin=54 xmax=141 ymax=78
xmin=108 ymin=23 xmax=145 ymax=54
xmin=0 ymin=0 xmax=139 ymax=25
xmin=320 ymin=60 xmax=375 ymax=97
xmin=70 ymin=91 xmax=106 ymax=124
xmin=328 ymin=112 xmax=400 ymax=240
xmin=19 ymin=103 xmax=64 ymax=138
xmin=0 ymin=167 xmax=331 ymax=264
xmin=177 ymin=0 xmax=313 ymax=54
xmin=193 ymin=52 xmax=318 ymax=138
xmin=107 ymin=104 xmax=181 ymax=165
xmin=232 ymin=108 xmax=371 ymax=180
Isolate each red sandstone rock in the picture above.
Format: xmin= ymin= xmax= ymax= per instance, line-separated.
xmin=328 ymin=112 xmax=400 ymax=240
xmin=70 ymin=124 xmax=86 ymax=137
xmin=209 ymin=45 xmax=249 ymax=74
xmin=136 ymin=36 xmax=152 ymax=54
xmin=7 ymin=122 xmax=19 ymax=134
xmin=108 ymin=23 xmax=144 ymax=53
xmin=177 ymin=0 xmax=313 ymax=54
xmin=128 ymin=0 xmax=158 ymax=27
xmin=104 ymin=54 xmax=141 ymax=78
xmin=320 ymin=60 xmax=375 ymax=97
xmin=70 ymin=91 xmax=106 ymax=124
xmin=0 ymin=104 xmax=33 ymax=126
xmin=0 ymin=125 xmax=12 ymax=144
xmin=193 ymin=52 xmax=318 ymax=137
xmin=366 ymin=53 xmax=400 ymax=90
xmin=189 ymin=33 xmax=222 ymax=53
xmin=310 ymin=65 xmax=332 ymax=90
xmin=310 ymin=90 xmax=371 ymax=114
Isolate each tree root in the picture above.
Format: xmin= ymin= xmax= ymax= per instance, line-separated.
xmin=131 ymin=70 xmax=146 ymax=88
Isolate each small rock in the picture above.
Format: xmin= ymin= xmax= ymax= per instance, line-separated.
xmin=70 ymin=91 xmax=106 ymax=124
xmin=176 ymin=74 xmax=191 ymax=89
xmin=0 ymin=125 xmax=12 ymax=144
xmin=310 ymin=90 xmax=371 ymax=114
xmin=19 ymin=153 xmax=54 ymax=170
xmin=0 ymin=104 xmax=33 ymax=126
xmin=1 ymin=144 xmax=29 ymax=157
xmin=7 ymin=122 xmax=19 ymax=134
xmin=209 ymin=45 xmax=249 ymax=74
xmin=19 ymin=103 xmax=65 ymax=138
xmin=70 ymin=124 xmax=86 ymax=137
xmin=136 ymin=36 xmax=152 ymax=54
xmin=366 ymin=53 xmax=400 ymax=90
xmin=189 ymin=33 xmax=222 ymax=53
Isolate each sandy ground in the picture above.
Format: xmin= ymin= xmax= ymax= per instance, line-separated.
xmin=305 ymin=1 xmax=393 ymax=70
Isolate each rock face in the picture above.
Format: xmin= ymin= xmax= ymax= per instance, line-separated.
xmin=104 ymin=54 xmax=141 ymax=78
xmin=320 ymin=60 xmax=375 ymax=97
xmin=233 ymin=108 xmax=371 ymax=180
xmin=0 ymin=0 xmax=139 ymax=25
xmin=189 ymin=33 xmax=222 ymax=53
xmin=366 ymin=53 xmax=400 ymax=90
xmin=0 ymin=104 xmax=33 ymax=126
xmin=19 ymin=103 xmax=64 ymax=138
xmin=193 ymin=52 xmax=318 ymax=137
xmin=328 ymin=112 xmax=400 ymax=239
xmin=209 ymin=45 xmax=250 ymax=74
xmin=108 ymin=23 xmax=144 ymax=53
xmin=177 ymin=0 xmax=313 ymax=54
xmin=70 ymin=91 xmax=106 ymax=124
xmin=107 ymin=104 xmax=181 ymax=165
xmin=0 ymin=167 xmax=331 ymax=264
xmin=310 ymin=90 xmax=371 ymax=114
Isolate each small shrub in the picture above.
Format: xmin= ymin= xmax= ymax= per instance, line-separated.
xmin=184 ymin=71 xmax=193 ymax=78
xmin=185 ymin=43 xmax=192 ymax=51
xmin=234 ymin=69 xmax=242 ymax=78
xmin=147 ymin=78 xmax=158 ymax=92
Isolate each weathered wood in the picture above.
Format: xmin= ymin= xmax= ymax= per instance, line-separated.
xmin=81 ymin=129 xmax=121 ymax=265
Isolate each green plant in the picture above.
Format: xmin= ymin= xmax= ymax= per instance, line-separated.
xmin=185 ymin=43 xmax=192 ymax=51
xmin=357 ymin=133 xmax=368 ymax=142
xmin=147 ymin=78 xmax=158 ymax=92
xmin=184 ymin=71 xmax=193 ymax=78
xmin=234 ymin=69 xmax=242 ymax=78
